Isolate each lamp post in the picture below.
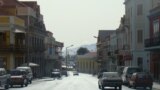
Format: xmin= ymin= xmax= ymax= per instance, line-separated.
xmin=66 ymin=45 xmax=73 ymax=69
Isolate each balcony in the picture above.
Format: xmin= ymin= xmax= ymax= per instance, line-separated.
xmin=0 ymin=44 xmax=26 ymax=52
xmin=17 ymin=7 xmax=36 ymax=18
xmin=0 ymin=16 xmax=25 ymax=27
xmin=145 ymin=36 xmax=160 ymax=48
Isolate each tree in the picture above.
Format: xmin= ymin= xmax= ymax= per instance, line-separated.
xmin=77 ymin=47 xmax=89 ymax=55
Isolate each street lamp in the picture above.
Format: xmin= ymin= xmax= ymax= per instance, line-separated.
xmin=66 ymin=45 xmax=73 ymax=69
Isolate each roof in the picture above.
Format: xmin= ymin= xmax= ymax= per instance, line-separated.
xmin=78 ymin=52 xmax=97 ymax=58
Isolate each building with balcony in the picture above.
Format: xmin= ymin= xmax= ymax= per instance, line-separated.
xmin=0 ymin=0 xmax=47 ymax=77
xmin=0 ymin=16 xmax=26 ymax=70
xmin=116 ymin=16 xmax=131 ymax=66
xmin=124 ymin=0 xmax=152 ymax=71
xmin=145 ymin=6 xmax=160 ymax=81
xmin=96 ymin=30 xmax=115 ymax=71
xmin=45 ymin=31 xmax=63 ymax=76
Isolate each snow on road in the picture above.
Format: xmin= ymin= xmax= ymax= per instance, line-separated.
xmin=9 ymin=72 xmax=155 ymax=90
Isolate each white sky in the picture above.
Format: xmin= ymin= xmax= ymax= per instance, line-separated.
xmin=20 ymin=0 xmax=125 ymax=48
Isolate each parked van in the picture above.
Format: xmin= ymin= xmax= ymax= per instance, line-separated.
xmin=16 ymin=66 xmax=33 ymax=84
xmin=122 ymin=66 xmax=142 ymax=85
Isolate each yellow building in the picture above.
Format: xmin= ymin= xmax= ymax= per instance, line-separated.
xmin=77 ymin=52 xmax=99 ymax=74
xmin=0 ymin=16 xmax=25 ymax=70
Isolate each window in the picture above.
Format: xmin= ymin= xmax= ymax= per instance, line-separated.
xmin=137 ymin=57 xmax=143 ymax=69
xmin=137 ymin=30 xmax=143 ymax=43
xmin=137 ymin=4 xmax=143 ymax=16
xmin=153 ymin=19 xmax=159 ymax=37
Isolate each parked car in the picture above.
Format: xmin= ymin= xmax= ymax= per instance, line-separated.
xmin=16 ymin=66 xmax=33 ymax=84
xmin=122 ymin=66 xmax=142 ymax=85
xmin=98 ymin=72 xmax=122 ymax=90
xmin=61 ymin=70 xmax=68 ymax=77
xmin=9 ymin=69 xmax=28 ymax=87
xmin=51 ymin=69 xmax=61 ymax=79
xmin=0 ymin=68 xmax=10 ymax=90
xmin=128 ymin=72 xmax=153 ymax=89
xmin=73 ymin=71 xmax=79 ymax=76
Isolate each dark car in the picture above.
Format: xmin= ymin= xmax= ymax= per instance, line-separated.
xmin=9 ymin=69 xmax=28 ymax=87
xmin=122 ymin=66 xmax=142 ymax=85
xmin=0 ymin=68 xmax=10 ymax=90
xmin=98 ymin=72 xmax=122 ymax=90
xmin=51 ymin=69 xmax=61 ymax=79
xmin=128 ymin=72 xmax=153 ymax=89
xmin=16 ymin=66 xmax=33 ymax=84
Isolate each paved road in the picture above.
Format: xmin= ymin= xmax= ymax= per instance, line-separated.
xmin=8 ymin=72 xmax=158 ymax=90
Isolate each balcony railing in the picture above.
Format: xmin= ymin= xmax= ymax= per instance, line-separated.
xmin=145 ymin=36 xmax=160 ymax=48
xmin=0 ymin=44 xmax=26 ymax=52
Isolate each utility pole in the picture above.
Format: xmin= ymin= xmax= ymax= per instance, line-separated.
xmin=66 ymin=45 xmax=73 ymax=70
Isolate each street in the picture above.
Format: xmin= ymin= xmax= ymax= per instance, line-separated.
xmin=7 ymin=72 xmax=158 ymax=90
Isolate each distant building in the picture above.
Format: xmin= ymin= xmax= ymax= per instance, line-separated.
xmin=96 ymin=30 xmax=115 ymax=71
xmin=77 ymin=52 xmax=99 ymax=74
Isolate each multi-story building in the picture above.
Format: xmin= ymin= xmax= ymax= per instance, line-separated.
xmin=108 ymin=32 xmax=117 ymax=71
xmin=0 ymin=0 xmax=47 ymax=77
xmin=0 ymin=16 xmax=26 ymax=70
xmin=124 ymin=0 xmax=152 ymax=71
xmin=45 ymin=31 xmax=63 ymax=76
xmin=97 ymin=30 xmax=115 ymax=71
xmin=116 ymin=16 xmax=131 ymax=66
xmin=145 ymin=5 xmax=160 ymax=81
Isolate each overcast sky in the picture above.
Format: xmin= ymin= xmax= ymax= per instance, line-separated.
xmin=20 ymin=0 xmax=125 ymax=48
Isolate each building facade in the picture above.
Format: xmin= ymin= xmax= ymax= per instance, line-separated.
xmin=77 ymin=52 xmax=99 ymax=74
xmin=124 ymin=0 xmax=152 ymax=71
xmin=0 ymin=0 xmax=47 ymax=77
xmin=145 ymin=6 xmax=160 ymax=81
xmin=45 ymin=31 xmax=63 ymax=76
xmin=97 ymin=30 xmax=115 ymax=71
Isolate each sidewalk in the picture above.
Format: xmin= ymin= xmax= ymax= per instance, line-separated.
xmin=153 ymin=82 xmax=160 ymax=90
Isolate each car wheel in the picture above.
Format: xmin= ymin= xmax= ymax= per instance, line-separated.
xmin=133 ymin=84 xmax=136 ymax=89
xmin=10 ymin=85 xmax=13 ymax=88
xmin=119 ymin=86 xmax=122 ymax=90
xmin=149 ymin=86 xmax=152 ymax=90
xmin=115 ymin=86 xmax=117 ymax=89
xmin=24 ymin=79 xmax=28 ymax=87
xmin=5 ymin=84 xmax=9 ymax=89
xmin=128 ymin=82 xmax=131 ymax=88
xmin=101 ymin=85 xmax=105 ymax=90
xmin=21 ymin=84 xmax=24 ymax=87
xmin=98 ymin=85 xmax=101 ymax=89
xmin=30 ymin=80 xmax=32 ymax=84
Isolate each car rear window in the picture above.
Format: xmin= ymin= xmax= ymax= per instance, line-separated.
xmin=103 ymin=73 xmax=119 ymax=78
xmin=127 ymin=68 xmax=142 ymax=74
xmin=10 ymin=71 xmax=25 ymax=75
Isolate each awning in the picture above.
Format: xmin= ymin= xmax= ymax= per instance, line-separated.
xmin=14 ymin=29 xmax=26 ymax=33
